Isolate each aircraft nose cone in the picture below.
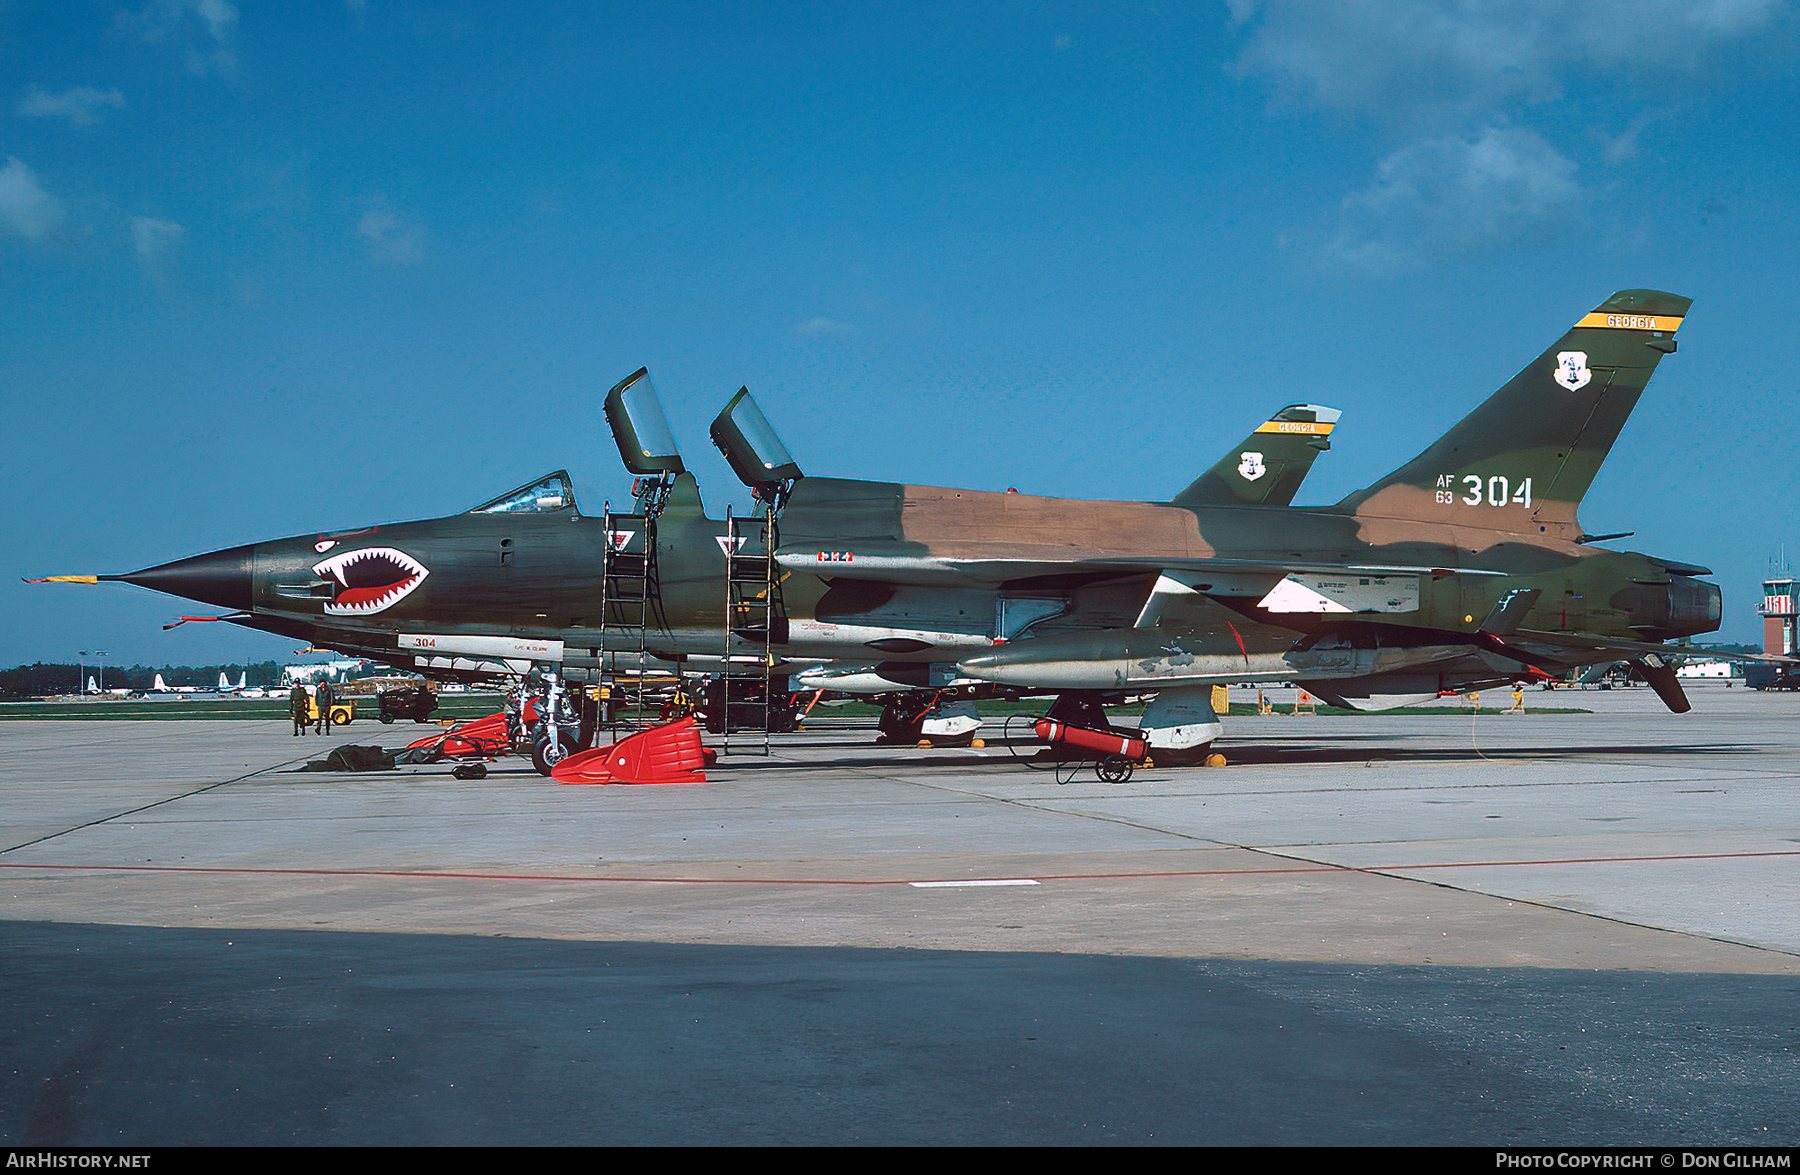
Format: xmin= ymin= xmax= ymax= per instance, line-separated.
xmin=111 ymin=544 xmax=255 ymax=611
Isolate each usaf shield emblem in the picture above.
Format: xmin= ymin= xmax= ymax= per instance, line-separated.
xmin=1238 ymin=451 xmax=1266 ymax=482
xmin=1554 ymin=351 xmax=1592 ymax=392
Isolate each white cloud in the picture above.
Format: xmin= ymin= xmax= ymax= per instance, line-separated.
xmin=17 ymin=86 xmax=126 ymax=127
xmin=1226 ymin=3 xmax=1776 ymax=270
xmin=0 ymin=157 xmax=65 ymax=240
xmin=1229 ymin=0 xmax=1780 ymax=127
xmin=1597 ymin=108 xmax=1670 ymax=166
xmin=194 ymin=0 xmax=238 ymax=42
xmin=131 ymin=215 xmax=185 ymax=260
xmin=119 ymin=0 xmax=240 ymax=75
xmin=795 ymin=317 xmax=859 ymax=339
xmin=1324 ymin=126 xmax=1581 ymax=273
xmin=357 ymin=203 xmax=425 ymax=264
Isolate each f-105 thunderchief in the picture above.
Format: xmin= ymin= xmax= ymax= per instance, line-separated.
xmin=39 ymin=290 xmax=1719 ymax=766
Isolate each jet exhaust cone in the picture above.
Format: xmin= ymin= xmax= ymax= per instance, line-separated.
xmin=110 ymin=545 xmax=255 ymax=611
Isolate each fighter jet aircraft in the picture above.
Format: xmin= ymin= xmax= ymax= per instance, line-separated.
xmin=35 ymin=290 xmax=1718 ymax=762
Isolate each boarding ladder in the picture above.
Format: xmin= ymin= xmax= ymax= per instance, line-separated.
xmin=718 ymin=503 xmax=786 ymax=755
xmin=597 ymin=476 xmax=676 ymax=741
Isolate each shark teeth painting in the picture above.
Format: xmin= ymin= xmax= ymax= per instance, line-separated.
xmin=312 ymin=547 xmax=429 ymax=616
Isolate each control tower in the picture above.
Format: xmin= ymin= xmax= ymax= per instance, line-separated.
xmin=1762 ymin=575 xmax=1797 ymax=655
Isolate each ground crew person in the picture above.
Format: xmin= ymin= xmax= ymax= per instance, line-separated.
xmin=315 ymin=678 xmax=335 ymax=735
xmin=289 ymin=682 xmax=310 ymax=736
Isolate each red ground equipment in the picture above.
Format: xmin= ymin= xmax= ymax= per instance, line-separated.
xmin=1009 ymin=698 xmax=1150 ymax=783
xmin=405 ymin=711 xmax=511 ymax=760
xmin=552 ymin=716 xmax=710 ymax=785
xmin=1032 ymin=718 xmax=1147 ymax=763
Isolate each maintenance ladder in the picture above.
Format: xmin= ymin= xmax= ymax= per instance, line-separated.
xmin=719 ymin=504 xmax=785 ymax=755
xmin=597 ymin=478 xmax=677 ymax=741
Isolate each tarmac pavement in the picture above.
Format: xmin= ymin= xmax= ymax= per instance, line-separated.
xmin=1 ymin=682 xmax=1796 ymax=1144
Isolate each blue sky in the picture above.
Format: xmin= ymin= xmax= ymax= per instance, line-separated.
xmin=4 ymin=1 xmax=1797 ymax=666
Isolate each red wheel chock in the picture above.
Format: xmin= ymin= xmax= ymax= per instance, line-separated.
xmin=552 ymin=716 xmax=710 ymax=784
xmin=408 ymin=711 xmax=508 ymax=759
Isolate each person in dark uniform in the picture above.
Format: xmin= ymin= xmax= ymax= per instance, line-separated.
xmin=315 ymin=678 xmax=335 ymax=735
xmin=289 ymin=682 xmax=310 ymax=735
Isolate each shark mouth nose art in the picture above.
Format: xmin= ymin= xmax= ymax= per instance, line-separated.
xmin=312 ymin=547 xmax=429 ymax=615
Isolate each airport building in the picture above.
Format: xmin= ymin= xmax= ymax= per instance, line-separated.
xmin=280 ymin=660 xmax=368 ymax=685
xmin=1761 ymin=575 xmax=1798 ymax=656
xmin=1674 ymin=659 xmax=1734 ymax=678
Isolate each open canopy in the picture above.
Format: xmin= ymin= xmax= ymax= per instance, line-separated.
xmin=604 ymin=368 xmax=686 ymax=476
xmin=710 ymin=387 xmax=803 ymax=496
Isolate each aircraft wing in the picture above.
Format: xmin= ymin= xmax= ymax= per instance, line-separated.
xmin=1478 ymin=627 xmax=1792 ymax=715
xmin=772 ymin=546 xmax=1510 ymax=588
xmin=1506 ymin=628 xmax=1795 ymax=663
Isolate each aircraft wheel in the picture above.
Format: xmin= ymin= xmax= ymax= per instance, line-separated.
xmin=452 ymin=761 xmax=488 ymax=780
xmin=1096 ymin=756 xmax=1133 ymax=784
xmin=532 ymin=729 xmax=578 ymax=776
xmin=876 ymin=721 xmax=925 ymax=746
xmin=875 ymin=702 xmax=927 ymax=745
xmin=1147 ymin=744 xmax=1213 ymax=767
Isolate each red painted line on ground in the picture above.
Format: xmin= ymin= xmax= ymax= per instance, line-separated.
xmin=1 ymin=848 xmax=1795 ymax=888
xmin=0 ymin=862 xmax=909 ymax=886
xmin=1364 ymin=849 xmax=1800 ymax=872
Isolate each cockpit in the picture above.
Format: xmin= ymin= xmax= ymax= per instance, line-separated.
xmin=469 ymin=471 xmax=581 ymax=515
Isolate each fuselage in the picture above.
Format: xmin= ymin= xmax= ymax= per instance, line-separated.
xmin=113 ymin=470 xmax=1720 ymax=689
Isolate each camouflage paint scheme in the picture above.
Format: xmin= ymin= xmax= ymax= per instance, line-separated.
xmin=62 ymin=290 xmax=1717 ymax=736
xmin=77 ymin=401 xmax=1347 ymax=672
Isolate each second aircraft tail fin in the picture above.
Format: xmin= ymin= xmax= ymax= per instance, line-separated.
xmin=1173 ymin=404 xmax=1339 ymax=509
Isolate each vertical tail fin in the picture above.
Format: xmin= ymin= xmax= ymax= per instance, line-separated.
xmin=1336 ymin=290 xmax=1689 ymax=536
xmin=1173 ymin=404 xmax=1340 ymax=509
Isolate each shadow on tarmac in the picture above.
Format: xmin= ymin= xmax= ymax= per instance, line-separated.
xmin=2 ymin=921 xmax=1795 ymax=1145
xmin=680 ymin=739 xmax=1773 ymax=776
